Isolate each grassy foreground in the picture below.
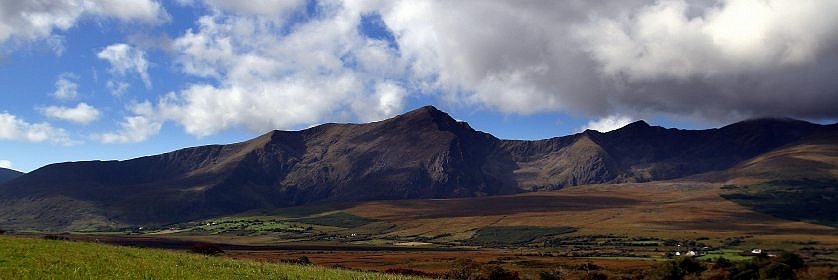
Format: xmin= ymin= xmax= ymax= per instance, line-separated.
xmin=0 ymin=235 xmax=425 ymax=280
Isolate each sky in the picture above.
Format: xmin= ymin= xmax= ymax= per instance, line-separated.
xmin=1 ymin=0 xmax=837 ymax=172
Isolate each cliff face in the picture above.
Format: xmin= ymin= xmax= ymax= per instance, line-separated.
xmin=1 ymin=106 xmax=834 ymax=230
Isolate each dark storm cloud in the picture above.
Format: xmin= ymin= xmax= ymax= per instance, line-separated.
xmin=381 ymin=0 xmax=838 ymax=123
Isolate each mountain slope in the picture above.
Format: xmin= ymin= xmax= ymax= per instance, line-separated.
xmin=0 ymin=168 xmax=23 ymax=184
xmin=498 ymin=118 xmax=830 ymax=189
xmin=499 ymin=133 xmax=615 ymax=190
xmin=0 ymin=106 xmax=517 ymax=229
xmin=584 ymin=118 xmax=824 ymax=182
xmin=720 ymin=128 xmax=838 ymax=227
xmin=0 ymin=106 xmax=836 ymax=231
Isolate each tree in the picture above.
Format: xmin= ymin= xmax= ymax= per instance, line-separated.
xmin=676 ymin=257 xmax=706 ymax=275
xmin=647 ymin=257 xmax=706 ymax=280
xmin=777 ymin=252 xmax=804 ymax=269
xmin=760 ymin=262 xmax=794 ymax=280
xmin=714 ymin=257 xmax=733 ymax=269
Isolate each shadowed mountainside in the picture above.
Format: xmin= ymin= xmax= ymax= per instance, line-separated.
xmin=0 ymin=168 xmax=23 ymax=184
xmin=0 ymin=106 xmax=835 ymax=230
xmin=720 ymin=126 xmax=838 ymax=227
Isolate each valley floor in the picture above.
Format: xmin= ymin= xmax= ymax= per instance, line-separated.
xmin=9 ymin=180 xmax=836 ymax=278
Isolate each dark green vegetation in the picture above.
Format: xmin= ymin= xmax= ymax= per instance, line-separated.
xmin=723 ymin=180 xmax=838 ymax=227
xmin=189 ymin=217 xmax=309 ymax=234
xmin=0 ymin=235 xmax=425 ymax=280
xmin=295 ymin=212 xmax=378 ymax=228
xmin=643 ymin=253 xmax=837 ymax=280
xmin=1 ymin=106 xmax=836 ymax=231
xmin=467 ymin=226 xmax=577 ymax=246
xmin=0 ymin=167 xmax=22 ymax=184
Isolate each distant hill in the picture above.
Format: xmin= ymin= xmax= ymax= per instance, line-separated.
xmin=1 ymin=106 xmax=836 ymax=230
xmin=720 ymin=126 xmax=838 ymax=227
xmin=0 ymin=168 xmax=23 ymax=184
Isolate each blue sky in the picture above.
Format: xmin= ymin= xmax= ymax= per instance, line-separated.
xmin=1 ymin=0 xmax=837 ymax=172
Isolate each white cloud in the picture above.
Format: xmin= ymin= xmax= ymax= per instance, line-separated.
xmin=97 ymin=43 xmax=152 ymax=88
xmin=0 ymin=112 xmax=76 ymax=145
xmin=51 ymin=73 xmax=79 ymax=100
xmin=381 ymin=1 xmax=574 ymax=114
xmin=202 ymin=0 xmax=305 ymax=18
xmin=374 ymin=0 xmax=838 ymax=122
xmin=581 ymin=115 xmax=634 ymax=133
xmin=372 ymin=82 xmax=407 ymax=119
xmin=351 ymin=81 xmax=407 ymax=123
xmin=156 ymin=74 xmax=362 ymax=136
xmin=89 ymin=0 xmax=168 ymax=23
xmin=0 ymin=0 xmax=166 ymax=44
xmin=40 ymin=103 xmax=101 ymax=124
xmin=106 ymin=80 xmax=130 ymax=96
xmin=94 ymin=115 xmax=161 ymax=144
xmin=148 ymin=5 xmax=410 ymax=136
xmin=576 ymin=0 xmax=838 ymax=80
xmin=0 ymin=160 xmax=11 ymax=169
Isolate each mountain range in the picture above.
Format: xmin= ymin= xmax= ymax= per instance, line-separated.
xmin=1 ymin=106 xmax=836 ymax=230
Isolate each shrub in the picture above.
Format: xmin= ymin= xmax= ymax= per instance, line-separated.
xmin=760 ymin=262 xmax=794 ymax=280
xmin=481 ymin=265 xmax=520 ymax=280
xmin=539 ymin=270 xmax=566 ymax=280
xmin=701 ymin=269 xmax=729 ymax=280
xmin=581 ymin=271 xmax=608 ymax=280
xmin=646 ymin=257 xmax=706 ymax=280
xmin=189 ymin=243 xmax=223 ymax=255
xmin=796 ymin=266 xmax=838 ymax=280
xmin=383 ymin=268 xmax=438 ymax=277
xmin=280 ymin=256 xmax=312 ymax=265
xmin=777 ymin=251 xmax=805 ymax=269
xmin=577 ymin=262 xmax=602 ymax=271
xmin=676 ymin=257 xmax=706 ymax=275
xmin=43 ymin=235 xmax=70 ymax=241
xmin=444 ymin=259 xmax=481 ymax=279
xmin=443 ymin=260 xmax=520 ymax=280
xmin=713 ymin=257 xmax=733 ymax=269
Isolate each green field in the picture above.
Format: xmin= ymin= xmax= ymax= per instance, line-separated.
xmin=0 ymin=235 xmax=425 ymax=280
xmin=467 ymin=226 xmax=577 ymax=246
xmin=190 ymin=217 xmax=310 ymax=234
xmin=295 ymin=212 xmax=379 ymax=228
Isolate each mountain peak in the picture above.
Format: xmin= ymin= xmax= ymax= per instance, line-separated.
xmin=400 ymin=105 xmax=448 ymax=119
xmin=390 ymin=105 xmax=460 ymax=127
xmin=625 ymin=120 xmax=650 ymax=128
xmin=608 ymin=120 xmax=651 ymax=133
